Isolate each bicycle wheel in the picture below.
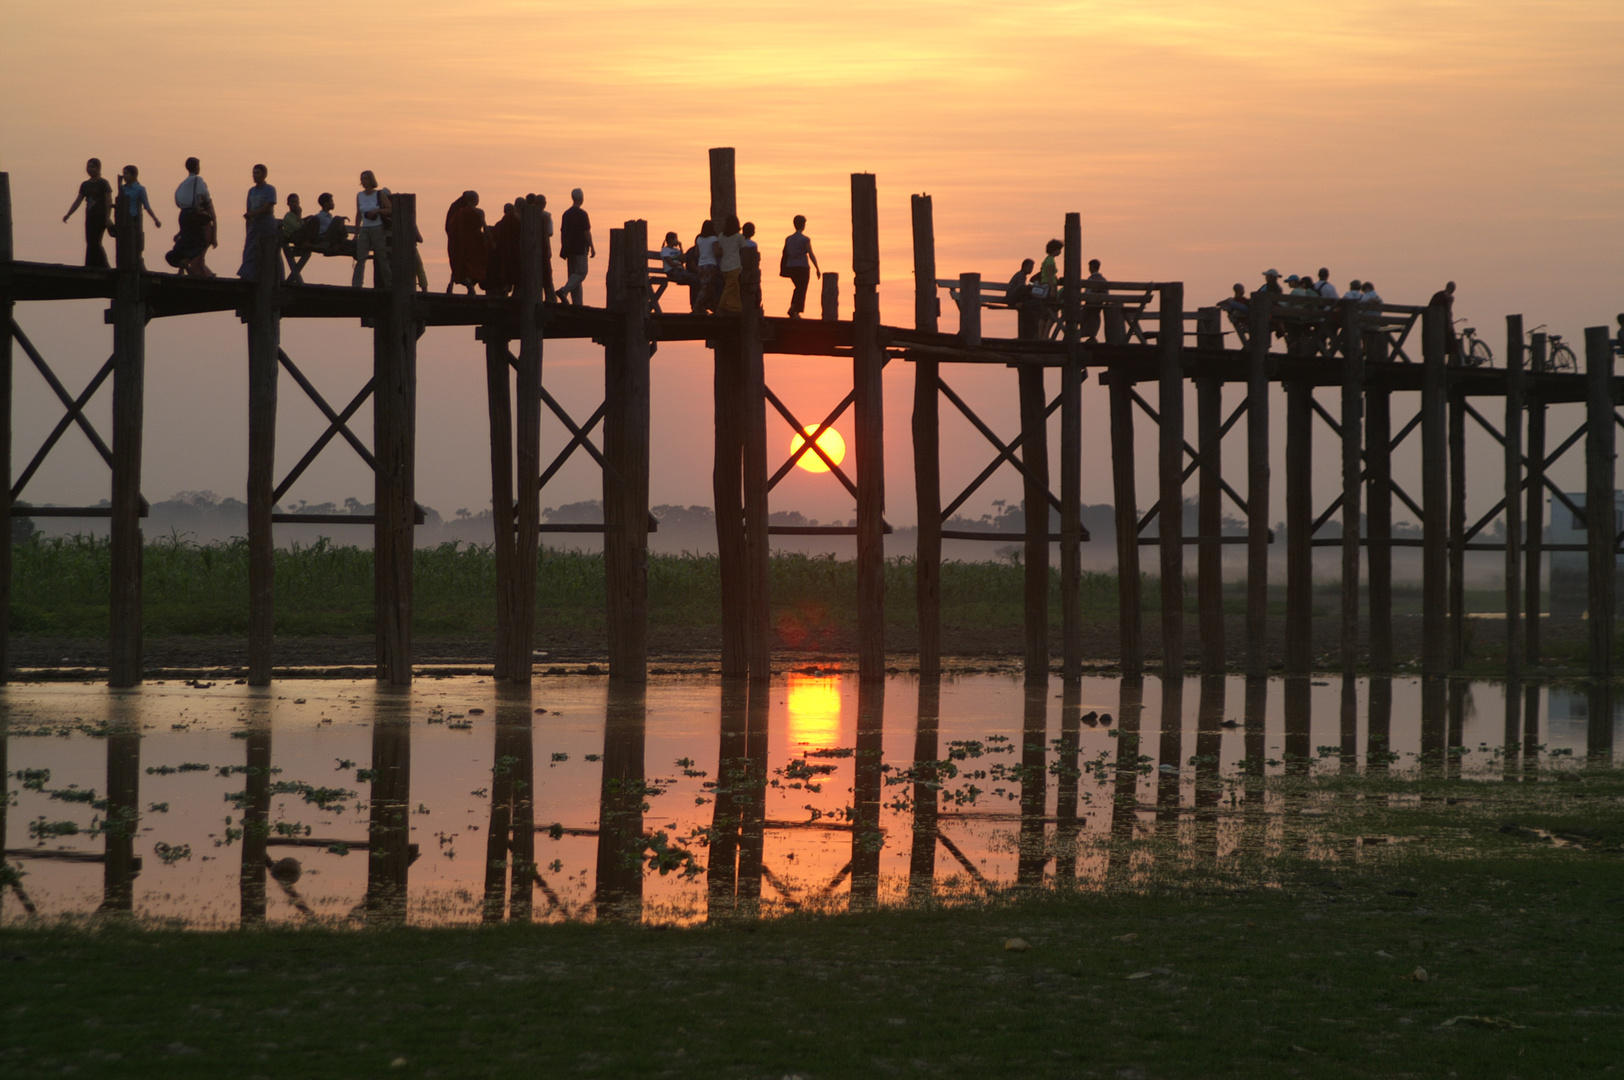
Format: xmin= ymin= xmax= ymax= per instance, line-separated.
xmin=1467 ymin=338 xmax=1494 ymax=368
xmin=1549 ymin=342 xmax=1578 ymax=373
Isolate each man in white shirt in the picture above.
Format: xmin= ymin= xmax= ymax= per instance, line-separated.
xmin=1315 ymin=268 xmax=1340 ymax=300
xmin=1342 ymin=279 xmax=1364 ymax=301
xmin=167 ymin=156 xmax=216 ymax=277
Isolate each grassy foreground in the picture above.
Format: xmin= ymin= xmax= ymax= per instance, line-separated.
xmin=4 ymin=772 xmax=1622 ymax=1078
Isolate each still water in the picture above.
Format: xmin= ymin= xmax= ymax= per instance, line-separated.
xmin=2 ymin=673 xmax=1617 ymax=927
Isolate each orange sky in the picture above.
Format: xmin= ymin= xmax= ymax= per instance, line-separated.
xmin=2 ymin=1 xmax=1621 ymax=534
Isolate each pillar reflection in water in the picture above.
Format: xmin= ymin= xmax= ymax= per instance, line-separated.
xmin=1367 ymin=677 xmax=1393 ymax=777
xmin=239 ymin=692 xmax=273 ymax=925
xmin=1017 ymin=680 xmax=1049 ymax=889
xmin=1339 ymin=678 xmax=1359 ymax=775
xmin=850 ymin=679 xmax=884 ymax=909
xmin=101 ymin=694 xmax=141 ymax=912
xmin=1586 ymin=681 xmax=1614 ymax=767
xmin=483 ymin=686 xmax=537 ymax=923
xmin=1523 ymin=683 xmax=1541 ymax=781
xmin=595 ymin=681 xmax=648 ymax=922
xmin=1420 ymin=678 xmax=1448 ymax=778
xmin=364 ymin=689 xmax=413 ymax=921
xmin=1155 ymin=676 xmax=1183 ymax=844
xmin=1193 ymin=675 xmax=1225 ymax=862
xmin=706 ymin=679 xmax=746 ymax=919
xmin=735 ymin=683 xmax=769 ymax=914
xmin=1108 ymin=676 xmax=1143 ymax=880
xmin=1281 ymin=677 xmax=1311 ymax=853
xmin=1241 ymin=677 xmax=1268 ymax=855
xmin=1447 ymin=681 xmax=1468 ymax=779
xmin=1053 ymin=681 xmax=1083 ymax=884
xmin=1502 ymin=678 xmax=1523 ymax=781
xmin=907 ymin=675 xmax=941 ymax=901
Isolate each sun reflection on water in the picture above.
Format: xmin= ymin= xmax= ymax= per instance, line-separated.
xmin=785 ymin=673 xmax=843 ymax=749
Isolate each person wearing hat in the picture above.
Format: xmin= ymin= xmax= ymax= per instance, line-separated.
xmin=1260 ymin=268 xmax=1283 ymax=295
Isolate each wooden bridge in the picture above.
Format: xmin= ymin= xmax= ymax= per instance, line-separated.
xmin=0 ymin=148 xmax=1619 ymax=689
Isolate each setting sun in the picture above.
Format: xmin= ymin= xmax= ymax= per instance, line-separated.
xmin=789 ymin=425 xmax=847 ymax=474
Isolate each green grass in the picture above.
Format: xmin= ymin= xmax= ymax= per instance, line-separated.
xmin=3 ymin=770 xmax=1621 ymax=1078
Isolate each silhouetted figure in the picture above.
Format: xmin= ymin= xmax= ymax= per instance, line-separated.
xmin=1430 ymin=280 xmax=1458 ymax=360
xmin=1342 ymin=279 xmax=1364 ymax=300
xmin=1260 ymin=268 xmax=1284 ymax=295
xmin=658 ymin=231 xmax=694 ymax=284
xmin=1217 ymin=282 xmax=1249 ymax=340
xmin=352 ymin=170 xmax=392 ymax=289
xmin=695 ymin=219 xmax=719 ymax=312
xmin=1005 ymin=257 xmax=1035 ymax=305
xmin=558 ymin=188 xmax=594 ymax=305
xmin=740 ymin=220 xmax=762 ymax=306
xmin=1315 ymin=267 xmax=1339 ymax=299
xmin=1081 ymin=258 xmax=1107 ymax=340
xmin=309 ymin=193 xmax=351 ymax=254
xmin=716 ymin=215 xmax=744 ymax=314
xmin=530 ymin=193 xmax=556 ymax=303
xmin=445 ymin=190 xmax=489 ymax=295
xmin=63 ymin=158 xmax=113 ymax=268
xmin=780 ymin=215 xmax=820 ymax=318
xmin=116 ymin=164 xmax=162 ymax=242
xmin=238 ymin=164 xmax=278 ymax=280
xmin=280 ymin=192 xmax=312 ymax=243
xmin=166 ymin=157 xmax=217 ymax=277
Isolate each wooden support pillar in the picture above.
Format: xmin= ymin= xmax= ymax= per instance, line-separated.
xmin=364 ymin=697 xmax=412 ymax=919
xmin=911 ymin=195 xmax=941 ymax=677
xmin=484 ymin=328 xmax=516 ymax=680
xmin=709 ymin=150 xmax=747 ymax=677
xmin=1585 ymin=326 xmax=1616 ymax=678
xmin=1526 ymin=333 xmax=1547 ymax=664
xmin=1195 ymin=308 xmax=1224 ymax=675
xmin=109 ymin=192 xmax=146 ymax=687
xmin=1503 ymin=315 xmax=1524 ymax=679
xmin=1019 ymin=363 xmax=1049 ymax=679
xmin=1448 ymin=368 xmax=1466 ymax=668
xmin=957 ymin=272 xmax=981 ymax=347
xmin=0 ymin=173 xmax=12 ymax=682
xmin=850 ymin=678 xmax=885 ymax=907
xmin=1284 ymin=379 xmax=1312 ymax=674
xmin=1060 ymin=213 xmax=1084 ymax=682
xmin=1421 ymin=303 xmax=1448 ymax=678
xmin=821 ymin=273 xmax=839 ymax=321
xmin=509 ymin=206 xmax=544 ymax=681
xmin=101 ymin=713 xmax=140 ymax=911
xmin=246 ymin=231 xmax=280 ymax=686
xmin=605 ymin=221 xmax=653 ymax=681
xmin=238 ymin=716 xmax=271 ymax=923
xmin=740 ymin=251 xmax=771 ymax=683
xmin=851 ymin=173 xmax=886 ymax=680
xmin=1246 ymin=296 xmax=1272 ymax=679
xmin=1157 ymin=284 xmax=1185 ymax=673
xmin=374 ymin=194 xmax=418 ymax=685
xmin=1109 ymin=366 xmax=1142 ymax=675
xmin=1340 ymin=299 xmax=1365 ymax=676
xmin=907 ymin=675 xmax=941 ymax=898
xmin=1366 ymin=376 xmax=1393 ymax=672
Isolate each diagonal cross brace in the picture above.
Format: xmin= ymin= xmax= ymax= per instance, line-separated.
xmin=765 ymin=385 xmax=859 ymax=498
xmin=937 ymin=376 xmax=1062 ymax=522
xmin=1130 ymin=389 xmax=1250 ymax=529
xmin=277 ymin=348 xmax=378 ymax=486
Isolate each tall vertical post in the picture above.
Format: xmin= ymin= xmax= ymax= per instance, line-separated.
xmin=911 ymin=196 xmax=941 ymax=676
xmin=238 ymin=710 xmax=271 ymax=923
xmin=109 ymin=191 xmax=145 ymax=687
xmin=1060 ymin=213 xmax=1084 ymax=681
xmin=1448 ymin=368 xmax=1467 ymax=668
xmin=851 ymin=173 xmax=885 ymax=679
xmin=1365 ymin=376 xmax=1393 ymax=671
xmin=101 ymin=708 xmax=140 ymax=911
xmin=1284 ymin=379 xmax=1312 ymax=674
xmin=1246 ymin=296 xmax=1272 ymax=679
xmin=1340 ymin=299 xmax=1365 ymax=676
xmin=907 ymin=676 xmax=941 ymax=897
xmin=1195 ymin=308 xmax=1224 ymax=675
xmin=739 ymin=237 xmax=771 ymax=683
xmin=374 ymin=194 xmax=418 ymax=685
xmin=957 ymin=272 xmax=981 ymax=347
xmin=1158 ymin=284 xmax=1185 ymax=673
xmin=0 ymin=174 xmax=12 ymax=682
xmin=1109 ymin=366 xmax=1142 ymax=675
xmin=484 ymin=329 xmax=516 ymax=680
xmin=709 ymin=150 xmax=747 ymax=676
xmin=1421 ymin=303 xmax=1449 ymax=678
xmin=509 ymin=205 xmax=544 ymax=681
xmin=1526 ymin=333 xmax=1547 ymax=664
xmin=246 ymin=231 xmax=280 ymax=686
xmin=364 ymin=694 xmax=412 ymax=919
xmin=605 ymin=221 xmax=652 ymax=681
xmin=1019 ymin=362 xmax=1049 ymax=679
xmin=820 ymin=273 xmax=840 ymax=321
xmin=1503 ymin=315 xmax=1524 ymax=678
xmin=1585 ymin=326 xmax=1616 ymax=678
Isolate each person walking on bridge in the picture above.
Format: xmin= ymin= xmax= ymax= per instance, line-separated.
xmin=558 ymin=188 xmax=594 ymax=305
xmin=780 ymin=215 xmax=820 ymax=318
xmin=167 ymin=157 xmax=217 ymax=277
xmin=238 ymin=164 xmax=279 ymax=280
xmin=63 ymin=158 xmax=113 ymax=268
xmin=352 ymin=171 xmax=392 ymax=289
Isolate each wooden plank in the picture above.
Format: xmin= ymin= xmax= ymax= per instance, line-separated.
xmin=1421 ymin=303 xmax=1448 ymax=678
xmin=1366 ymin=378 xmax=1393 ymax=671
xmin=0 ymin=173 xmax=11 ymax=682
xmin=108 ymin=194 xmax=145 ymax=687
xmin=1526 ymin=333 xmax=1547 ymax=664
xmin=1019 ymin=363 xmax=1049 ymax=678
xmin=246 ymin=230 xmax=280 ymax=686
xmin=1585 ymin=325 xmax=1615 ymax=678
xmin=1195 ymin=308 xmax=1223 ymax=675
xmin=911 ymin=195 xmax=941 ymax=677
xmin=374 ymin=194 xmax=418 ymax=685
xmin=605 ymin=221 xmax=653 ymax=681
xmin=1340 ymin=299 xmax=1365 ymax=676
xmin=958 ymin=272 xmax=981 ymax=347
xmin=1449 ymin=368 xmax=1466 ymax=668
xmin=1284 ymin=378 xmax=1312 ymax=674
xmin=852 ymin=173 xmax=886 ymax=680
xmin=1060 ymin=212 xmax=1084 ymax=682
xmin=1109 ymin=360 xmax=1142 ymax=675
xmin=1158 ymin=283 xmax=1185 ymax=674
xmin=1503 ymin=315 xmax=1524 ymax=678
xmin=1246 ymin=295 xmax=1272 ymax=679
